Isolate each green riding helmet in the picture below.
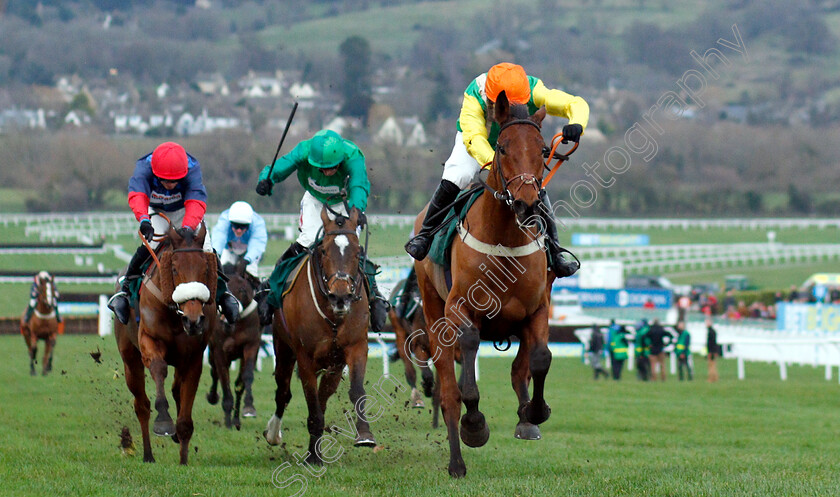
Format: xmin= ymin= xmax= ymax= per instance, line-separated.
xmin=308 ymin=130 xmax=345 ymax=169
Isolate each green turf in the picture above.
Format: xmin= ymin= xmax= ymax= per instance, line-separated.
xmin=2 ymin=335 xmax=839 ymax=496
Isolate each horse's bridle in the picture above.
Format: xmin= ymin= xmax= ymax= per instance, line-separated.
xmin=480 ymin=118 xmax=544 ymax=207
xmin=312 ymin=228 xmax=364 ymax=304
xmin=168 ymin=247 xmax=210 ymax=317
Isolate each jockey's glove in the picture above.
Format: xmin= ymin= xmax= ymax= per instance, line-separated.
xmin=139 ymin=219 xmax=155 ymax=242
xmin=561 ymin=123 xmax=583 ymax=143
xmin=256 ymin=179 xmax=273 ymax=196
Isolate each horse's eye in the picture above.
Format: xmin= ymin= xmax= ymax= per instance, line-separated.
xmin=498 ymin=145 xmax=506 ymax=155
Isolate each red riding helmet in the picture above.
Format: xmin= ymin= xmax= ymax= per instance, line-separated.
xmin=151 ymin=142 xmax=188 ymax=180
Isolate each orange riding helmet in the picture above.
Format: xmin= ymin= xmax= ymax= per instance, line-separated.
xmin=485 ymin=62 xmax=531 ymax=105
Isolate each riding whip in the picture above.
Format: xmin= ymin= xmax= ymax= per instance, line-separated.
xmin=266 ymin=101 xmax=299 ymax=178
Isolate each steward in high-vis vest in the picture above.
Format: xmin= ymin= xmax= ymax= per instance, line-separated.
xmin=634 ymin=319 xmax=651 ymax=381
xmin=607 ymin=320 xmax=629 ymax=380
xmin=675 ymin=321 xmax=693 ymax=381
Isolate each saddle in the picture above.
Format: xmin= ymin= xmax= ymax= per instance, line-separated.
xmin=427 ymin=188 xmax=484 ymax=268
xmin=265 ymin=252 xmax=310 ymax=309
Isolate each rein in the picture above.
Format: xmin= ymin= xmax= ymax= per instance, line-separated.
xmin=312 ymin=228 xmax=364 ymax=304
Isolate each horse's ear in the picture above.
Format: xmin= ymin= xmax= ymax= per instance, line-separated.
xmin=494 ymin=91 xmax=511 ymax=124
xmin=348 ymin=207 xmax=360 ymax=228
xmin=196 ymin=222 xmax=207 ymax=247
xmin=168 ymin=224 xmax=181 ymax=248
xmin=532 ymin=105 xmax=547 ymax=126
xmin=158 ymin=251 xmax=174 ymax=300
xmin=320 ymin=206 xmax=331 ymax=228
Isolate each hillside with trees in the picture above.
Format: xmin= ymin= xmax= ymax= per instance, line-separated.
xmin=1 ymin=0 xmax=839 ymax=216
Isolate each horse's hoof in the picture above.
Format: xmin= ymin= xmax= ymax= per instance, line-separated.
xmin=171 ymin=433 xmax=179 ymax=444
xmin=143 ymin=454 xmax=155 ymax=463
xmin=233 ymin=419 xmax=241 ymax=431
xmin=206 ymin=392 xmax=219 ymax=405
xmin=305 ymin=452 xmax=323 ymax=466
xmin=410 ymin=389 xmax=425 ymax=408
xmin=354 ymin=432 xmax=377 ymax=447
xmin=525 ymin=401 xmax=551 ymax=425
xmin=153 ymin=420 xmax=176 ymax=437
xmin=242 ymin=406 xmax=257 ymax=418
xmin=264 ymin=415 xmax=283 ymax=445
xmin=448 ymin=459 xmax=467 ymax=478
xmin=460 ymin=412 xmax=490 ymax=448
xmin=514 ymin=422 xmax=542 ymax=440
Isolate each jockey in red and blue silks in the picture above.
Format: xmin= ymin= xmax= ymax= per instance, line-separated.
xmin=107 ymin=142 xmax=240 ymax=325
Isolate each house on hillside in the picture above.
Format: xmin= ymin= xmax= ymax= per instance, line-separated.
xmin=374 ymin=116 xmax=427 ymax=147
xmin=177 ymin=108 xmax=247 ymax=135
xmin=239 ymin=71 xmax=284 ymax=98
xmin=64 ymin=110 xmax=91 ymax=127
xmin=324 ymin=116 xmax=363 ymax=136
xmin=0 ymin=108 xmax=46 ymax=131
xmin=195 ymin=73 xmax=230 ymax=96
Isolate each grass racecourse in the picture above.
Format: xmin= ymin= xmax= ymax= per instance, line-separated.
xmin=3 ymin=335 xmax=840 ymax=497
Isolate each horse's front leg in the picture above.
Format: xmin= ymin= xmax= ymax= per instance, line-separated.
xmin=239 ymin=343 xmax=260 ymax=419
xmin=175 ymin=353 xmax=204 ymax=465
xmin=43 ymin=336 xmax=56 ymax=375
xmin=456 ymin=322 xmax=489 ymax=448
xmin=139 ymin=333 xmax=175 ymax=437
xmin=206 ymin=346 xmax=220 ymax=405
xmin=117 ymin=333 xmax=154 ymax=462
xmin=345 ymin=342 xmax=376 ymax=447
xmin=297 ymin=355 xmax=326 ymax=466
xmin=511 ymin=336 xmax=540 ymax=440
xmin=28 ymin=337 xmax=37 ymax=376
xmin=521 ymin=308 xmax=552 ymax=427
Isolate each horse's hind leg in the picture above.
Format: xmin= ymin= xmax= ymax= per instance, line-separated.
xmin=264 ymin=338 xmax=295 ymax=446
xmin=511 ymin=336 xmax=540 ymax=440
xmin=214 ymin=352 xmax=235 ymax=428
xmin=456 ymin=323 xmax=489 ymax=448
xmin=344 ymin=342 xmax=376 ymax=447
xmin=393 ymin=316 xmax=422 ymax=407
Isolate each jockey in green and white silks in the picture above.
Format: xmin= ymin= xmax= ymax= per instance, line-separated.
xmin=254 ymin=129 xmax=389 ymax=332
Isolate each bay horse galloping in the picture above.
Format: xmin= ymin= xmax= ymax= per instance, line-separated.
xmin=115 ymin=223 xmax=219 ymax=464
xmin=21 ymin=271 xmax=61 ymax=376
xmin=264 ymin=207 xmax=376 ymax=465
xmin=206 ymin=258 xmax=261 ymax=429
xmin=414 ymin=93 xmax=558 ymax=477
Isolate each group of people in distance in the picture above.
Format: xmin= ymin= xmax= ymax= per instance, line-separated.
xmin=105 ymin=62 xmax=589 ymax=330
xmin=588 ymin=318 xmax=721 ymax=382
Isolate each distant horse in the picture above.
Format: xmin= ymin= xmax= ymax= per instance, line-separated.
xmin=388 ymin=272 xmax=435 ymax=408
xmin=264 ymin=207 xmax=377 ymax=465
xmin=388 ymin=274 xmax=463 ymax=429
xmin=114 ymin=222 xmax=219 ymax=465
xmin=414 ymin=93 xmax=558 ymax=477
xmin=20 ymin=271 xmax=60 ymax=376
xmin=206 ymin=257 xmax=261 ymax=429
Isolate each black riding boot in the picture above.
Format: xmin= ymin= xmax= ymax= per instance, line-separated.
xmin=257 ymin=242 xmax=306 ymax=326
xmin=538 ymin=190 xmax=579 ymax=277
xmin=107 ymin=245 xmax=150 ymax=325
xmin=404 ymin=179 xmax=461 ymax=261
xmin=215 ymin=256 xmax=241 ymax=323
xmin=361 ymin=250 xmax=390 ymax=333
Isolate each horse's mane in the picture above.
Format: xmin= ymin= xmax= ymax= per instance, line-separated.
xmin=509 ymin=103 xmax=531 ymax=120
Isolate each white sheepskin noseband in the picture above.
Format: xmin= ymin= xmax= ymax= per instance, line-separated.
xmin=171 ymin=282 xmax=211 ymax=304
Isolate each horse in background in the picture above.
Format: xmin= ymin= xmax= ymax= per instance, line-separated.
xmin=388 ymin=271 xmax=435 ymax=409
xmin=413 ymin=93 xmax=557 ymax=477
xmin=206 ymin=257 xmax=261 ymax=429
xmin=115 ymin=223 xmax=219 ymax=465
xmin=21 ymin=271 xmax=61 ymax=376
xmin=264 ymin=207 xmax=377 ymax=465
